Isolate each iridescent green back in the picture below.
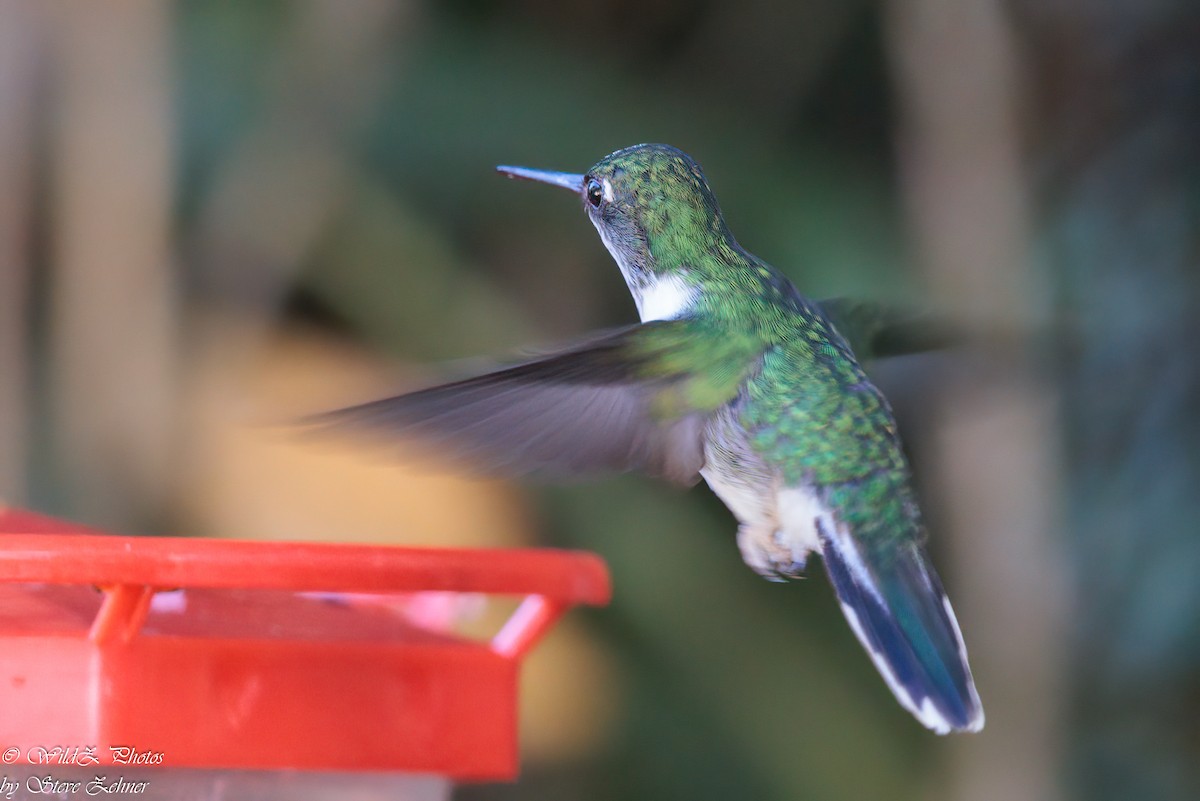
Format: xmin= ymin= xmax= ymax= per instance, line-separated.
xmin=740 ymin=315 xmax=922 ymax=557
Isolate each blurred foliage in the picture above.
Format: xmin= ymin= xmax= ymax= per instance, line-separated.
xmin=1024 ymin=1 xmax=1200 ymax=798
xmin=4 ymin=0 xmax=1197 ymax=799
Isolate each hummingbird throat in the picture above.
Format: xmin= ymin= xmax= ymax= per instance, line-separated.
xmin=589 ymin=217 xmax=698 ymax=323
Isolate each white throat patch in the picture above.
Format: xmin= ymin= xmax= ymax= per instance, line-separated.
xmin=635 ymin=273 xmax=697 ymax=322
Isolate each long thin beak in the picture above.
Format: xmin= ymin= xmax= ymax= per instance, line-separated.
xmin=496 ymin=165 xmax=584 ymax=194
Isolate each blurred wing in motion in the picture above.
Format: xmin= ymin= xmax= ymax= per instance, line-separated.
xmin=304 ymin=323 xmax=748 ymax=486
xmin=817 ymin=297 xmax=959 ymax=361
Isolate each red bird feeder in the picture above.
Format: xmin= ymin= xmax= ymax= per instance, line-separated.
xmin=0 ymin=505 xmax=610 ymax=799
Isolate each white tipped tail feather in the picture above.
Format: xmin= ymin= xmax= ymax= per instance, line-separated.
xmin=817 ymin=516 xmax=984 ymax=734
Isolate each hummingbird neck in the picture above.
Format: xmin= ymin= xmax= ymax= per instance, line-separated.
xmin=589 ymin=217 xmax=703 ymax=322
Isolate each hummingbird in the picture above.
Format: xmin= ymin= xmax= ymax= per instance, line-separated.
xmin=316 ymin=144 xmax=984 ymax=734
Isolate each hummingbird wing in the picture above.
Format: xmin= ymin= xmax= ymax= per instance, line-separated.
xmin=306 ymin=321 xmax=757 ymax=486
xmin=817 ymin=297 xmax=957 ymax=361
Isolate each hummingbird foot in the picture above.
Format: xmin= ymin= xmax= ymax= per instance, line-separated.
xmin=737 ymin=524 xmax=809 ymax=582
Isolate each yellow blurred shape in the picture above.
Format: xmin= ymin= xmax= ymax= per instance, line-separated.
xmin=519 ymin=617 xmax=623 ymax=763
xmin=180 ymin=314 xmax=529 ymax=548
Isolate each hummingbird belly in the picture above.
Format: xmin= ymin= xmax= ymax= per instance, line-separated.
xmin=701 ymin=406 xmax=822 ymax=578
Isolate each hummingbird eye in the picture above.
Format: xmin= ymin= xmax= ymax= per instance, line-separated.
xmin=585 ymin=178 xmax=604 ymax=208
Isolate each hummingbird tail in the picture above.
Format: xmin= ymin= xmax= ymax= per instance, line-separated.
xmin=817 ymin=518 xmax=984 ymax=734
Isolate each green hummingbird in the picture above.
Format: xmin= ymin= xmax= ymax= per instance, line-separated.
xmin=317 ymin=144 xmax=984 ymax=734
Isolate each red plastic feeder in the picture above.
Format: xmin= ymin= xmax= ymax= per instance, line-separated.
xmin=0 ymin=505 xmax=610 ymax=799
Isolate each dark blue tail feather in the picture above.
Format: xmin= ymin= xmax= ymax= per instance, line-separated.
xmin=817 ymin=518 xmax=983 ymax=733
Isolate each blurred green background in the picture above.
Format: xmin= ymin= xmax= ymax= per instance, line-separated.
xmin=1 ymin=1 xmax=1198 ymax=799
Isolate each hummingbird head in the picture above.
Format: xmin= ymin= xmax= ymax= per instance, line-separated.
xmin=498 ymin=144 xmax=734 ymax=320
